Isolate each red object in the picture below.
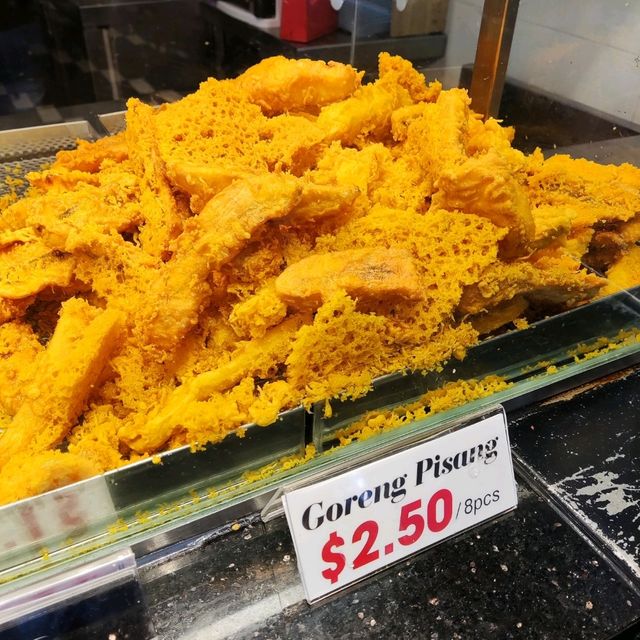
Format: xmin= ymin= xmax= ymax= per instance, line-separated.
xmin=280 ymin=0 xmax=338 ymax=43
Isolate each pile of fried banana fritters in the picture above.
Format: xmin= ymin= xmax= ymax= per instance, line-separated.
xmin=0 ymin=54 xmax=638 ymax=504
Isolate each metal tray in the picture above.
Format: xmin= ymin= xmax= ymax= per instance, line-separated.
xmin=0 ymin=121 xmax=639 ymax=598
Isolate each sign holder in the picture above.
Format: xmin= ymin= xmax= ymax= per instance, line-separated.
xmin=277 ymin=405 xmax=518 ymax=603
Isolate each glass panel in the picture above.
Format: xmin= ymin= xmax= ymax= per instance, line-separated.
xmin=2 ymin=0 xmax=640 ymax=602
xmin=1 ymin=288 xmax=638 ymax=593
xmin=105 ymin=406 xmax=307 ymax=513
xmin=313 ymin=288 xmax=640 ymax=449
xmin=0 ymin=407 xmax=305 ymax=591
xmin=97 ymin=111 xmax=127 ymax=136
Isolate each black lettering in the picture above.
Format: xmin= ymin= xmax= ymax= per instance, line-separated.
xmin=416 ymin=458 xmax=434 ymax=486
xmin=326 ymin=502 xmax=343 ymax=522
xmin=484 ymin=437 xmax=499 ymax=464
xmin=441 ymin=455 xmax=453 ymax=475
xmin=453 ymin=451 xmax=468 ymax=470
xmin=433 ymin=454 xmax=441 ymax=478
xmin=344 ymin=496 xmax=356 ymax=517
xmin=302 ymin=501 xmax=324 ymax=530
xmin=469 ymin=444 xmax=482 ymax=464
xmin=390 ymin=475 xmax=407 ymax=503
xmin=358 ymin=490 xmax=374 ymax=509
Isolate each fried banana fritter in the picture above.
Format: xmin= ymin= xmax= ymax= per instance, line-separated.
xmin=237 ymin=56 xmax=363 ymax=115
xmin=432 ymin=150 xmax=535 ymax=258
xmin=138 ymin=174 xmax=301 ymax=349
xmin=0 ymin=450 xmax=102 ymax=506
xmin=0 ymin=298 xmax=122 ymax=470
xmin=275 ymin=248 xmax=422 ymax=311
xmin=166 ymin=161 xmax=256 ymax=212
xmin=604 ymin=246 xmax=640 ymax=293
xmin=0 ymin=52 xmax=637 ymax=504
xmin=0 ymin=241 xmax=75 ymax=299
xmin=0 ymin=296 xmax=34 ymax=324
xmin=458 ymin=253 xmax=604 ymax=316
xmin=120 ymin=316 xmax=305 ymax=453
xmin=0 ymin=321 xmax=43 ymax=415
xmin=125 ymin=98 xmax=185 ymax=258
xmin=54 ymin=133 xmax=129 ymax=173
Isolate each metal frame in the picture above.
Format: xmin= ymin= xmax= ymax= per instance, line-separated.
xmin=469 ymin=0 xmax=520 ymax=119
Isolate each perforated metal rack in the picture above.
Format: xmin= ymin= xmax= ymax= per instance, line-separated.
xmin=0 ymin=121 xmax=96 ymax=163
xmin=0 ymin=121 xmax=98 ymax=197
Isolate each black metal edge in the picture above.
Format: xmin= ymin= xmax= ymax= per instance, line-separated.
xmin=502 ymin=353 xmax=640 ymax=413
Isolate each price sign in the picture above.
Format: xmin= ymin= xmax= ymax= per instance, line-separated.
xmin=282 ymin=410 xmax=517 ymax=602
xmin=0 ymin=476 xmax=115 ymax=568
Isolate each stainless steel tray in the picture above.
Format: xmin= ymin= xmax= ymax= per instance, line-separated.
xmin=98 ymin=111 xmax=127 ymax=135
xmin=0 ymin=121 xmax=639 ymax=598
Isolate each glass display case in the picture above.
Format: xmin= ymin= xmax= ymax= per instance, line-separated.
xmin=1 ymin=1 xmax=640 ymax=636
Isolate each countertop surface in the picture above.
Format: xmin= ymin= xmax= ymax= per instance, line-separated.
xmin=511 ymin=368 xmax=640 ymax=587
xmin=126 ymin=368 xmax=640 ymax=640
xmin=141 ymin=485 xmax=640 ymax=640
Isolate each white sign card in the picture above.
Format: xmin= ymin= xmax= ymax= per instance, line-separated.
xmin=282 ymin=410 xmax=518 ymax=602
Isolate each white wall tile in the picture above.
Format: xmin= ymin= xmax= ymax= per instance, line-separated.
xmin=441 ymin=0 xmax=640 ymax=124
xmin=508 ymin=19 xmax=639 ymax=123
xmin=422 ymin=0 xmax=482 ymax=86
xmin=442 ymin=0 xmax=483 ymax=67
xmin=518 ymin=0 xmax=640 ymax=55
xmin=633 ymin=95 xmax=640 ymax=125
